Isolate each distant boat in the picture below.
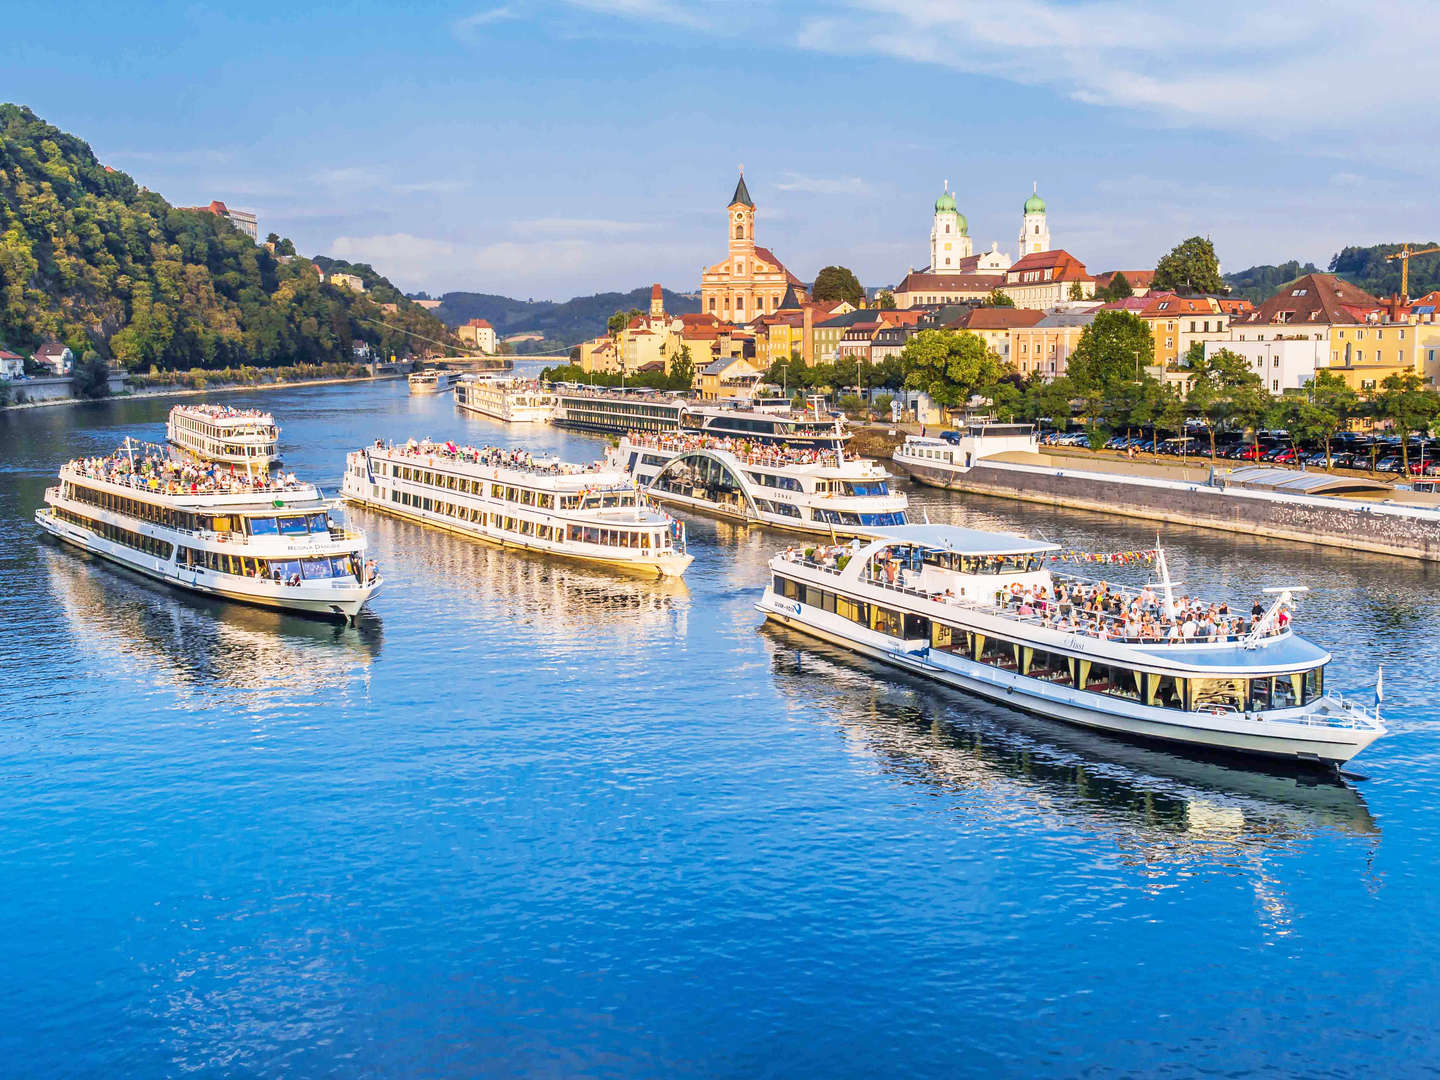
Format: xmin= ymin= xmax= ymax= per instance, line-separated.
xmin=455 ymin=375 xmax=555 ymax=423
xmin=408 ymin=369 xmax=460 ymax=394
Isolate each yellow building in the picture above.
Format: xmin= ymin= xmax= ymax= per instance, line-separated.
xmin=578 ymin=337 xmax=619 ymax=374
xmin=700 ymin=171 xmax=807 ymax=322
xmin=698 ymin=355 xmax=762 ymax=400
xmin=1008 ymin=310 xmax=1097 ymax=380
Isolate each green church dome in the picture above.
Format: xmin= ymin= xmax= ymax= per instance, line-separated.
xmin=955 ymin=213 xmax=968 ymax=235
xmin=935 ymin=191 xmax=957 ymax=213
xmin=1024 ymin=190 xmax=1046 ymax=214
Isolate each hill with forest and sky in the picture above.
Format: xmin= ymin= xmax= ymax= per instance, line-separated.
xmin=415 ymin=287 xmax=701 ymax=353
xmin=1224 ymin=245 xmax=1440 ymax=304
xmin=0 ymin=104 xmax=455 ymax=370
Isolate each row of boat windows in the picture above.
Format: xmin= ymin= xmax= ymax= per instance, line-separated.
xmin=773 ymin=575 xmax=1323 ymax=712
xmin=908 ymin=447 xmax=954 ymax=462
xmin=390 ymin=489 xmax=667 ymax=549
xmin=382 ymin=464 xmax=639 ymax=511
xmin=176 ymin=548 xmax=359 ymax=581
xmin=814 ymin=509 xmax=907 ymax=527
xmin=66 ymin=482 xmax=327 ymax=537
xmin=54 ymin=507 xmax=175 ymax=561
xmin=173 ymin=417 xmax=276 ymax=441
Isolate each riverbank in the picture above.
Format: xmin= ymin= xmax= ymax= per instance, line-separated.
xmin=0 ymin=372 xmax=403 ymax=412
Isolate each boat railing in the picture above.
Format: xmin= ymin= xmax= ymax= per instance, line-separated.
xmin=994 ymin=593 xmax=1283 ymax=645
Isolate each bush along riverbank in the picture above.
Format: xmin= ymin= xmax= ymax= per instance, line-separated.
xmin=128 ymin=362 xmax=374 ymax=390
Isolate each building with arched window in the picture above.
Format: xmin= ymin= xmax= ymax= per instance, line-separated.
xmin=700 ymin=171 xmax=807 ymax=322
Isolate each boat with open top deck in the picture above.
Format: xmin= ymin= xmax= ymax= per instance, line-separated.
xmin=167 ymin=403 xmax=281 ymax=471
xmin=36 ymin=439 xmax=381 ymax=621
xmin=606 ymin=432 xmax=907 ymax=537
xmin=341 ymin=438 xmax=692 ymax=577
xmin=455 ymin=374 xmax=556 ymax=423
xmin=409 ymin=369 xmax=461 ymax=394
xmin=757 ymin=523 xmax=1385 ymax=766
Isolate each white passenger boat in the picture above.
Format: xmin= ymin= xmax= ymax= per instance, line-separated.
xmin=37 ymin=440 xmax=382 ymax=621
xmin=167 ymin=403 xmax=280 ymax=471
xmin=891 ymin=425 xmax=1040 ymax=488
xmin=606 ymin=433 xmax=908 ymax=537
xmin=681 ymin=404 xmax=849 ymax=449
xmin=409 ymin=369 xmax=461 ymax=394
xmin=455 ymin=375 xmax=556 ymax=423
xmin=340 ymin=438 xmax=693 ymax=577
xmin=757 ymin=524 xmax=1385 ymax=765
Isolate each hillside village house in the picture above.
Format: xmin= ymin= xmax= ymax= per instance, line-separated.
xmin=458 ymin=318 xmax=498 ymax=353
xmin=0 ymin=350 xmax=23 ymax=379
xmin=327 ymin=272 xmax=365 ymax=293
xmin=33 ymin=343 xmax=73 ymax=375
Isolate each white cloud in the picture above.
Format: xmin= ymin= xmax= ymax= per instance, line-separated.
xmin=452 ymin=5 xmax=516 ymax=39
xmin=774 ymin=172 xmax=873 ymax=197
xmin=558 ymin=0 xmax=717 ymax=31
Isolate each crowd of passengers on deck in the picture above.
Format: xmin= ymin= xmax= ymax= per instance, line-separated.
xmin=632 ymin=432 xmax=842 ymax=468
xmin=990 ymin=581 xmax=1286 ymax=644
xmin=69 ymin=453 xmax=305 ymax=495
xmin=181 ymin=403 xmax=273 ymax=421
xmin=383 ymin=439 xmax=601 ymax=476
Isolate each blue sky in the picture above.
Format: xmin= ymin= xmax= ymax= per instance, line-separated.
xmin=5 ymin=1 xmax=1435 ymax=299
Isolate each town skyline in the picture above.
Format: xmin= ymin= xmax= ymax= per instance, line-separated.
xmin=5 ymin=1 xmax=1436 ymax=299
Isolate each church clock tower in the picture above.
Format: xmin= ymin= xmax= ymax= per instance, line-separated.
xmin=929 ymin=180 xmax=971 ymax=273
xmin=1019 ymin=182 xmax=1051 ymax=256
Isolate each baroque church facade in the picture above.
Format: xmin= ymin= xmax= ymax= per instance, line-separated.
xmin=700 ymin=171 xmax=806 ymax=322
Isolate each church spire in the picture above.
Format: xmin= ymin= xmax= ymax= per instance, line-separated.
xmin=729 ymin=166 xmax=754 ymax=209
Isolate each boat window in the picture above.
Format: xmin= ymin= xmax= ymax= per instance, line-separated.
xmin=842 ymin=481 xmax=890 ymax=497
xmin=307 ymin=513 xmax=329 ymax=533
xmin=270 ymin=559 xmax=302 ymax=581
xmin=300 ymin=557 xmax=334 ymax=579
xmin=1304 ymin=666 xmax=1323 ymax=703
xmin=211 ymin=515 xmax=234 ymax=534
xmin=249 ymin=516 xmax=279 ymax=535
xmin=278 ymin=517 xmax=308 ymax=536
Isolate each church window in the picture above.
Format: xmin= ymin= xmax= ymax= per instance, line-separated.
xmin=735 ymin=224 xmax=744 ymax=239
xmin=736 ymin=296 xmax=744 ymax=311
xmin=709 ymin=298 xmax=716 ymax=311
xmin=945 ymin=224 xmax=950 ymax=234
xmin=773 ymin=295 xmax=780 ymax=308
xmin=1033 ymin=225 xmax=1040 ymax=234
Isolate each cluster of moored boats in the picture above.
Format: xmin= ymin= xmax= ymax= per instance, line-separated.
xmin=34 ymin=392 xmax=1389 ymax=769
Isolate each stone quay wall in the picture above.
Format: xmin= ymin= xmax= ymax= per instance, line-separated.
xmin=904 ymin=459 xmax=1440 ymax=563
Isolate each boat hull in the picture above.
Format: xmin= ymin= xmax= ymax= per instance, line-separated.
xmin=757 ymin=594 xmax=1380 ymax=766
xmin=36 ymin=509 xmax=377 ymax=621
xmin=343 ymin=492 xmax=692 ymax=578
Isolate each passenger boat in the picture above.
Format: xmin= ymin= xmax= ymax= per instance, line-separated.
xmin=408 ymin=369 xmax=461 ymax=394
xmin=167 ymin=403 xmax=280 ymax=472
xmin=340 ymin=438 xmax=693 ymax=577
xmin=680 ymin=404 xmax=849 ymax=449
xmin=757 ymin=524 xmax=1385 ymax=765
xmin=550 ymin=387 xmax=689 ymax=436
xmin=549 ymin=387 xmax=850 ymax=448
xmin=455 ymin=375 xmax=556 ymax=423
xmin=891 ymin=425 xmax=1040 ymax=488
xmin=36 ymin=440 xmax=382 ymax=621
xmin=606 ymin=433 xmax=908 ymax=537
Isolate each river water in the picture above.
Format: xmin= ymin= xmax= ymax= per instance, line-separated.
xmin=2 ymin=379 xmax=1439 ymax=1077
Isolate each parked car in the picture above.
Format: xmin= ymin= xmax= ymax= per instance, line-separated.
xmin=938 ymin=430 xmax=963 ymax=445
xmin=1375 ymin=456 xmax=1403 ymax=473
xmin=1232 ymin=444 xmax=1266 ymax=460
xmin=1270 ymin=447 xmax=1301 ymax=464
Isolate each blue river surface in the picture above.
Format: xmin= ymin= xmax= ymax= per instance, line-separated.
xmin=4 ymin=378 xmax=1440 ymax=1078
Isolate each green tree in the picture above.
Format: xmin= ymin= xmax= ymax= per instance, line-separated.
xmin=1100 ymin=272 xmax=1133 ymax=301
xmin=265 ymin=232 xmax=281 ymax=247
xmin=667 ymin=344 xmax=695 ymax=392
xmin=1068 ymin=280 xmax=1087 ymax=301
xmin=900 ymin=329 xmax=1009 ymax=408
xmin=1374 ymin=371 xmax=1440 ymax=474
xmin=1184 ymin=346 xmax=1261 ymax=457
xmin=1067 ymin=310 xmax=1155 ymax=393
xmin=607 ymin=307 xmax=643 ymax=335
xmin=1152 ymin=236 xmax=1228 ymax=295
xmin=1295 ymin=370 xmax=1360 ymax=467
xmin=984 ymin=289 xmax=1015 ymax=308
xmin=876 ymin=289 xmax=896 ymax=309
xmin=70 ymin=349 xmax=111 ymax=398
xmin=1022 ymin=375 xmax=1077 ymax=431
xmin=811 ymin=265 xmax=864 ymax=307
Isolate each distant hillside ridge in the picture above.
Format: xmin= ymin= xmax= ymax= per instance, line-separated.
xmin=420 ymin=287 xmax=701 ymax=351
xmin=0 ymin=102 xmax=455 ymax=369
xmin=1225 ymin=245 xmax=1440 ymax=304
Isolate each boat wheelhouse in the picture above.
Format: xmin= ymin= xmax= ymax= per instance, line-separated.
xmin=680 ymin=405 xmax=849 ymax=449
xmin=409 ymin=369 xmax=461 ymax=394
xmin=166 ymin=403 xmax=280 ymax=471
xmin=606 ymin=433 xmax=908 ymax=537
xmin=36 ymin=441 xmax=381 ymax=621
xmin=550 ymin=387 xmax=689 ymax=436
xmin=455 ymin=375 xmax=556 ymax=423
xmin=340 ymin=439 xmax=692 ymax=577
xmin=757 ymin=524 xmax=1385 ymax=765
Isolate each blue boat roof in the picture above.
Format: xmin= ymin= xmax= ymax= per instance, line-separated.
xmin=1130 ymin=632 xmax=1330 ymax=671
xmin=864 ymin=524 xmax=1060 ymax=555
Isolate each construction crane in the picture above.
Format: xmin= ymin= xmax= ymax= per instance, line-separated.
xmin=1384 ymin=243 xmax=1440 ymax=301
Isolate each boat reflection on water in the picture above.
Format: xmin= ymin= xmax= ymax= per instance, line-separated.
xmin=352 ymin=509 xmax=690 ymax=639
xmin=43 ymin=545 xmax=382 ymax=698
xmin=762 ymin=624 xmax=1377 ymax=926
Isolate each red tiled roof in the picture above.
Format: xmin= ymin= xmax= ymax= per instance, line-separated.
xmin=650 ymin=283 xmax=663 ymax=300
xmin=0 ymin=350 xmax=22 ymax=360
xmin=1240 ymin=273 xmax=1381 ymax=326
xmin=1005 ymin=249 xmax=1091 ymax=283
xmin=964 ymin=307 xmax=1045 ymax=330
xmin=895 ymin=271 xmax=1002 ymax=293
xmin=1140 ymin=293 xmax=1216 ymax=317
xmin=752 ymin=246 xmax=805 ymax=287
xmin=465 ymin=318 xmax=493 ymax=328
xmin=1094 ymin=269 xmax=1155 ymax=291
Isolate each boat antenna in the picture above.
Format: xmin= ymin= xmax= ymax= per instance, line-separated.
xmin=1375 ymin=664 xmax=1384 ymax=719
xmin=125 ymin=436 xmax=136 ymax=471
xmin=1156 ymin=537 xmax=1177 ymax=620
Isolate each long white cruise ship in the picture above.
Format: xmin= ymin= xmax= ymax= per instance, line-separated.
xmin=340 ymin=438 xmax=693 ymax=577
xmin=409 ymin=369 xmax=461 ymax=394
xmin=455 ymin=375 xmax=556 ymax=423
xmin=606 ymin=433 xmax=908 ymax=537
xmin=167 ymin=403 xmax=280 ymax=471
xmin=37 ymin=441 xmax=382 ymax=621
xmin=757 ymin=524 xmax=1386 ymax=766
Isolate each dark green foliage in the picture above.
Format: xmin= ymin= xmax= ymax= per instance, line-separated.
xmin=537 ymin=362 xmax=693 ymax=392
xmin=1152 ymin=236 xmax=1228 ymax=295
xmin=1097 ymin=272 xmax=1133 ymax=301
xmin=983 ymin=289 xmax=1015 ymax=308
xmin=811 ymin=265 xmax=864 ymax=306
xmin=0 ymin=104 xmax=454 ymax=370
xmin=431 ymin=287 xmax=700 ymax=351
xmin=70 ymin=348 xmax=109 ymax=398
xmin=1222 ymin=260 xmax=1322 ymax=304
xmin=1329 ymin=243 xmax=1440 ymax=299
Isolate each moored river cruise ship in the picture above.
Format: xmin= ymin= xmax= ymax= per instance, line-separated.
xmin=341 ymin=439 xmax=693 ymax=577
xmin=606 ymin=433 xmax=908 ymax=537
xmin=758 ymin=524 xmax=1385 ymax=765
xmin=36 ymin=441 xmax=381 ymax=621
xmin=455 ymin=375 xmax=556 ymax=423
xmin=409 ymin=369 xmax=461 ymax=394
xmin=167 ymin=403 xmax=280 ymax=471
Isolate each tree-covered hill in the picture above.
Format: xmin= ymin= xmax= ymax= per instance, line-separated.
xmin=1225 ymin=247 xmax=1440 ymax=304
xmin=423 ymin=286 xmax=700 ymax=351
xmin=1222 ymin=261 xmax=1323 ymax=304
xmin=0 ymin=103 xmax=456 ymax=369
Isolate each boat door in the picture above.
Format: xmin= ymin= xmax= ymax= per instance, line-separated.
xmin=626 ymin=451 xmax=639 ymax=473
